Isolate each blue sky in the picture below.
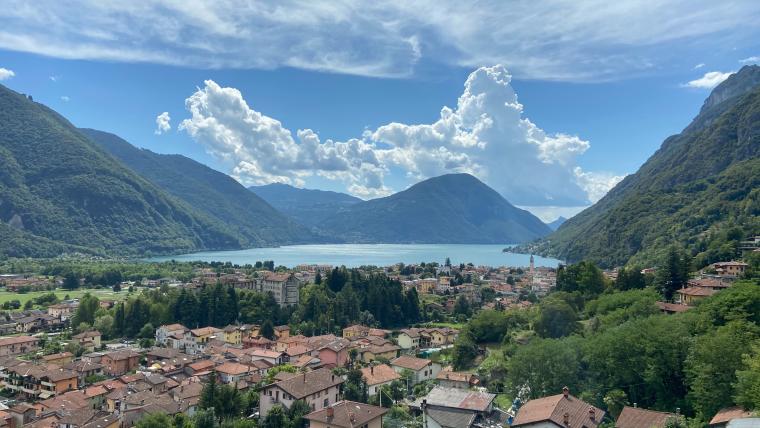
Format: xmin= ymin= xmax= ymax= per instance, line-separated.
xmin=1 ymin=1 xmax=759 ymax=221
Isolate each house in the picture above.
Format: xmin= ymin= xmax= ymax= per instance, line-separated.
xmin=359 ymin=343 xmax=400 ymax=363
xmin=101 ymin=349 xmax=140 ymax=376
xmin=72 ymin=330 xmax=102 ymax=352
xmin=414 ymin=386 xmax=495 ymax=428
xmin=676 ymin=286 xmax=716 ymax=306
xmin=41 ymin=351 xmax=74 ymax=366
xmin=391 ymin=355 xmax=441 ymax=384
xmin=259 ymin=272 xmax=301 ymax=306
xmin=3 ymin=363 xmax=78 ymax=399
xmin=710 ymin=261 xmax=748 ymax=277
xmin=47 ymin=302 xmax=78 ymax=320
xmin=342 ymin=325 xmax=370 ymax=339
xmin=397 ymin=327 xmax=459 ymax=350
xmin=361 ymin=364 xmax=400 ymax=397
xmin=709 ymin=406 xmax=753 ymax=427
xmin=184 ymin=327 xmax=222 ymax=355
xmin=616 ymin=406 xmax=677 ymax=428
xmin=170 ymin=382 xmax=204 ymax=417
xmin=63 ymin=360 xmax=104 ymax=385
xmin=249 ymin=349 xmax=286 ymax=366
xmin=0 ymin=335 xmax=38 ymax=356
xmin=14 ymin=314 xmax=61 ymax=333
xmin=259 ymin=368 xmax=344 ymax=418
xmin=274 ymin=325 xmax=291 ymax=339
xmin=317 ymin=338 xmax=351 ymax=368
xmin=223 ymin=325 xmax=244 ymax=345
xmin=155 ymin=324 xmax=188 ymax=347
xmin=512 ymin=387 xmax=605 ymax=428
xmin=305 ymin=400 xmax=387 ymax=428
xmin=215 ymin=362 xmax=254 ymax=384
xmin=435 ymin=370 xmax=478 ymax=389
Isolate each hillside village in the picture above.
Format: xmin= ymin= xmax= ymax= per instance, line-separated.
xmin=0 ymin=244 xmax=754 ymax=428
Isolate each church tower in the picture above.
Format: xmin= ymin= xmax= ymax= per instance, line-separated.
xmin=529 ymin=254 xmax=535 ymax=275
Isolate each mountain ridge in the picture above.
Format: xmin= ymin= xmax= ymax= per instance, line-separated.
xmin=317 ymin=173 xmax=551 ymax=244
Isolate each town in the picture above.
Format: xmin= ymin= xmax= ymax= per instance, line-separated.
xmin=0 ymin=243 xmax=755 ymax=428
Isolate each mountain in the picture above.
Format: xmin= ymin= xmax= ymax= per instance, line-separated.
xmin=524 ymin=65 xmax=760 ymax=267
xmin=317 ymin=173 xmax=551 ymax=244
xmin=249 ymin=183 xmax=361 ymax=228
xmin=546 ymin=216 xmax=567 ymax=231
xmin=0 ymin=84 xmax=247 ymax=258
xmin=83 ymin=129 xmax=316 ymax=248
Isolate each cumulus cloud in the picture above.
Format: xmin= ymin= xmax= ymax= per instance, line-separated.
xmin=0 ymin=68 xmax=15 ymax=80
xmin=683 ymin=71 xmax=734 ymax=89
xmin=0 ymin=1 xmax=758 ymax=81
xmin=60 ymin=95 xmax=69 ymax=102
xmin=49 ymin=75 xmax=59 ymax=82
xmin=740 ymin=56 xmax=760 ymax=64
xmin=154 ymin=112 xmax=171 ymax=135
xmin=180 ymin=66 xmax=622 ymax=206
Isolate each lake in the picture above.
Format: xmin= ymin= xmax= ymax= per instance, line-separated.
xmin=148 ymin=244 xmax=563 ymax=268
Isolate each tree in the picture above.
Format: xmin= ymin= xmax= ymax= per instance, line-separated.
xmin=505 ymin=337 xmax=582 ymax=399
xmin=615 ymin=267 xmax=646 ymax=291
xmin=534 ymin=299 xmax=580 ymax=339
xmin=261 ymin=405 xmax=288 ymax=428
xmin=200 ymin=372 xmax=219 ymax=411
xmin=193 ymin=408 xmax=217 ymax=428
xmin=136 ymin=413 xmax=174 ymax=428
xmin=260 ymin=319 xmax=275 ymax=340
xmin=735 ymin=343 xmax=760 ymax=410
xmin=215 ymin=384 xmax=243 ymax=421
xmin=314 ymin=272 xmax=322 ymax=285
xmin=94 ymin=315 xmax=114 ymax=339
xmin=112 ymin=283 xmax=122 ymax=292
xmin=656 ymin=246 xmax=690 ymax=301
xmin=138 ymin=323 xmax=155 ymax=339
xmin=288 ymin=399 xmax=312 ymax=428
xmin=343 ymin=368 xmax=369 ymax=403
xmin=452 ymin=330 xmax=479 ymax=370
xmin=603 ymin=389 xmax=628 ymax=419
xmin=113 ymin=303 xmax=126 ymax=337
xmin=453 ymin=296 xmax=471 ymax=317
xmin=62 ymin=272 xmax=79 ymax=290
xmin=555 ymin=261 xmax=606 ymax=297
xmin=71 ymin=293 xmax=99 ymax=327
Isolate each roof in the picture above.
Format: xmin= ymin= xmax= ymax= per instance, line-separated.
xmin=616 ymin=406 xmax=675 ymax=428
xmin=264 ymin=272 xmax=293 ymax=282
xmin=215 ymin=362 xmax=251 ymax=376
xmin=104 ymin=349 xmax=140 ymax=360
xmin=416 ymin=386 xmax=494 ymax=412
xmin=436 ymin=370 xmax=475 ymax=383
xmin=361 ymin=364 xmax=401 ymax=386
xmin=656 ymin=302 xmax=693 ymax=313
xmin=160 ymin=323 xmax=187 ymax=331
xmin=191 ymin=326 xmax=222 ymax=337
xmin=42 ymin=351 xmax=73 ymax=361
xmin=73 ymin=330 xmax=102 ymax=339
xmin=709 ymin=406 xmax=753 ymax=426
xmin=426 ymin=407 xmax=476 ymax=428
xmin=391 ymin=355 xmax=433 ymax=371
xmin=512 ymin=391 xmax=605 ymax=428
xmin=0 ymin=335 xmax=37 ymax=346
xmin=677 ymin=287 xmax=716 ymax=297
xmin=305 ymin=400 xmax=387 ymax=428
xmin=269 ymin=368 xmax=344 ymax=399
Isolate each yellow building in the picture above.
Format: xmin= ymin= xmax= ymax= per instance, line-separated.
xmin=223 ymin=326 xmax=243 ymax=345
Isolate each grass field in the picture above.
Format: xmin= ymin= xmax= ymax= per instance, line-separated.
xmin=0 ymin=288 xmax=131 ymax=308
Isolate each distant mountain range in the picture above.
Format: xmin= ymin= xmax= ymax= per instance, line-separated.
xmin=523 ymin=65 xmax=760 ymax=267
xmin=83 ymin=129 xmax=317 ymax=249
xmin=546 ymin=216 xmax=567 ymax=231
xmin=315 ymin=173 xmax=551 ymax=244
xmin=249 ymin=183 xmax=361 ymax=228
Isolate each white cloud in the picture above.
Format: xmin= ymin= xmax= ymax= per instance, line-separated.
xmin=683 ymin=71 xmax=734 ymax=89
xmin=180 ymin=65 xmax=621 ymax=206
xmin=49 ymin=75 xmax=59 ymax=82
xmin=0 ymin=67 xmax=15 ymax=80
xmin=693 ymin=63 xmax=705 ymax=69
xmin=60 ymin=95 xmax=69 ymax=102
xmin=0 ymin=1 xmax=758 ymax=81
xmin=740 ymin=56 xmax=760 ymax=64
xmin=154 ymin=112 xmax=171 ymax=135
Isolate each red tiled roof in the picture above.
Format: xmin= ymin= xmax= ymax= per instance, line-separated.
xmin=361 ymin=364 xmax=400 ymax=386
xmin=513 ymin=392 xmax=605 ymax=428
xmin=709 ymin=406 xmax=752 ymax=426
xmin=616 ymin=406 xmax=675 ymax=428
xmin=391 ymin=355 xmax=432 ymax=371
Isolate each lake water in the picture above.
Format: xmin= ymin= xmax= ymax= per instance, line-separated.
xmin=148 ymin=244 xmax=563 ymax=268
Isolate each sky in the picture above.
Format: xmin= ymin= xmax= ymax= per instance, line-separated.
xmin=0 ymin=1 xmax=759 ymax=221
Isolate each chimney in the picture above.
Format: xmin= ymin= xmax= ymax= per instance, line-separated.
xmin=563 ymin=412 xmax=570 ymax=426
xmin=562 ymin=386 xmax=569 ymax=398
xmin=370 ymin=366 xmax=374 ymax=375
xmin=589 ymin=407 xmax=596 ymax=421
xmin=303 ymin=372 xmax=307 ymax=383
xmin=326 ymin=406 xmax=334 ymax=419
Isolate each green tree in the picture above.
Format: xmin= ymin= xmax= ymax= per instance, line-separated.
xmin=216 ymin=384 xmax=243 ymax=421
xmin=505 ymin=337 xmax=581 ymax=399
xmin=735 ymin=343 xmax=760 ymax=410
xmin=288 ymin=399 xmax=312 ymax=428
xmin=656 ymin=246 xmax=690 ymax=301
xmin=261 ymin=405 xmax=288 ymax=428
xmin=534 ymin=299 xmax=580 ymax=339
xmin=193 ymin=408 xmax=218 ymax=428
xmin=343 ymin=368 xmax=369 ymax=403
xmin=200 ymin=372 xmax=219 ymax=411
xmin=452 ymin=330 xmax=479 ymax=370
xmin=260 ymin=319 xmax=276 ymax=340
xmin=62 ymin=272 xmax=80 ymax=290
xmin=453 ymin=295 xmax=471 ymax=317
xmin=615 ymin=267 xmax=646 ymax=291
xmin=136 ymin=413 xmax=174 ymax=428
xmin=71 ymin=293 xmax=100 ymax=327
